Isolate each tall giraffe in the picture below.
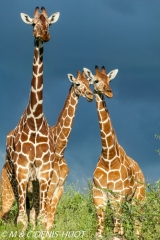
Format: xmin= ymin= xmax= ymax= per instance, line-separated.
xmin=46 ymin=70 xmax=94 ymax=229
xmin=0 ymin=71 xmax=93 ymax=229
xmin=84 ymin=66 xmax=145 ymax=239
xmin=1 ymin=7 xmax=60 ymax=229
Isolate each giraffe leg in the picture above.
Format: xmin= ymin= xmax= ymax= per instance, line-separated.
xmin=133 ymin=192 xmax=145 ymax=237
xmin=93 ymin=185 xmax=124 ymax=239
xmin=38 ymin=181 xmax=48 ymax=229
xmin=46 ymin=176 xmax=59 ymax=229
xmin=45 ymin=159 xmax=60 ymax=229
xmin=108 ymin=198 xmax=124 ymax=239
xmin=132 ymin=173 xmax=145 ymax=238
xmin=47 ymin=186 xmax=64 ymax=230
xmin=113 ymin=214 xmax=123 ymax=236
xmin=29 ymin=180 xmax=39 ymax=227
xmin=47 ymin=158 xmax=69 ymax=230
xmin=92 ymin=185 xmax=106 ymax=239
xmin=0 ymin=165 xmax=15 ymax=221
xmin=37 ymin=167 xmax=54 ymax=230
xmin=14 ymin=168 xmax=28 ymax=230
xmin=25 ymin=181 xmax=33 ymax=223
xmin=16 ymin=192 xmax=28 ymax=229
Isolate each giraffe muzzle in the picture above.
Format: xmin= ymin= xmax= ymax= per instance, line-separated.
xmin=34 ymin=30 xmax=50 ymax=42
xmin=104 ymin=89 xmax=113 ymax=98
xmin=36 ymin=34 xmax=50 ymax=42
xmin=86 ymin=92 xmax=94 ymax=102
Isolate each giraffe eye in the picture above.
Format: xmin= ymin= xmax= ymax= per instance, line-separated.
xmin=76 ymin=83 xmax=80 ymax=87
xmin=32 ymin=23 xmax=36 ymax=29
xmin=94 ymin=80 xmax=99 ymax=84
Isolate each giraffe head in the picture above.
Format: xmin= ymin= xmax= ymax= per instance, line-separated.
xmin=83 ymin=66 xmax=118 ymax=98
xmin=20 ymin=7 xmax=60 ymax=42
xmin=68 ymin=71 xmax=94 ymax=102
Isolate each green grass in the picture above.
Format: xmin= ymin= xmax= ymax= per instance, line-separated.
xmin=1 ymin=180 xmax=160 ymax=239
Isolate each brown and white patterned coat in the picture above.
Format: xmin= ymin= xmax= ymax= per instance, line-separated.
xmin=46 ymin=71 xmax=93 ymax=229
xmin=0 ymin=7 xmax=60 ymax=230
xmin=84 ymin=66 xmax=145 ymax=239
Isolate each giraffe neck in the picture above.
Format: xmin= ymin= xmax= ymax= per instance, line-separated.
xmin=26 ymin=39 xmax=44 ymax=129
xmin=53 ymin=85 xmax=79 ymax=158
xmin=95 ymin=92 xmax=118 ymax=161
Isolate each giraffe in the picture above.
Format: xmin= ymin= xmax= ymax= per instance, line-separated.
xmin=83 ymin=66 xmax=145 ymax=239
xmin=46 ymin=70 xmax=94 ymax=229
xmin=1 ymin=7 xmax=60 ymax=229
xmin=0 ymin=71 xmax=94 ymax=229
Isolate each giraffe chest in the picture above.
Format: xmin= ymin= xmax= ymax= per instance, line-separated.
xmin=11 ymin=128 xmax=55 ymax=164
xmin=93 ymin=155 xmax=137 ymax=196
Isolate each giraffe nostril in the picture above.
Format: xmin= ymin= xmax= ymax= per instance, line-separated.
xmin=105 ymin=89 xmax=112 ymax=93
xmin=43 ymin=29 xmax=48 ymax=34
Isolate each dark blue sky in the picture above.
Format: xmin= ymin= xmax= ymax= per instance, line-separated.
xmin=0 ymin=1 xmax=160 ymax=187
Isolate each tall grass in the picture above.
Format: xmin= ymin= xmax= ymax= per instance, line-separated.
xmin=0 ymin=180 xmax=160 ymax=239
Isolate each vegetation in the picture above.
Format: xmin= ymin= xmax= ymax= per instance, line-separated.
xmin=0 ymin=180 xmax=160 ymax=239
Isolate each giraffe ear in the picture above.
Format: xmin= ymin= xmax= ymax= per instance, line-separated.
xmin=20 ymin=13 xmax=33 ymax=24
xmin=48 ymin=12 xmax=60 ymax=25
xmin=68 ymin=74 xmax=75 ymax=83
xmin=83 ymin=68 xmax=95 ymax=84
xmin=107 ymin=69 xmax=118 ymax=81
